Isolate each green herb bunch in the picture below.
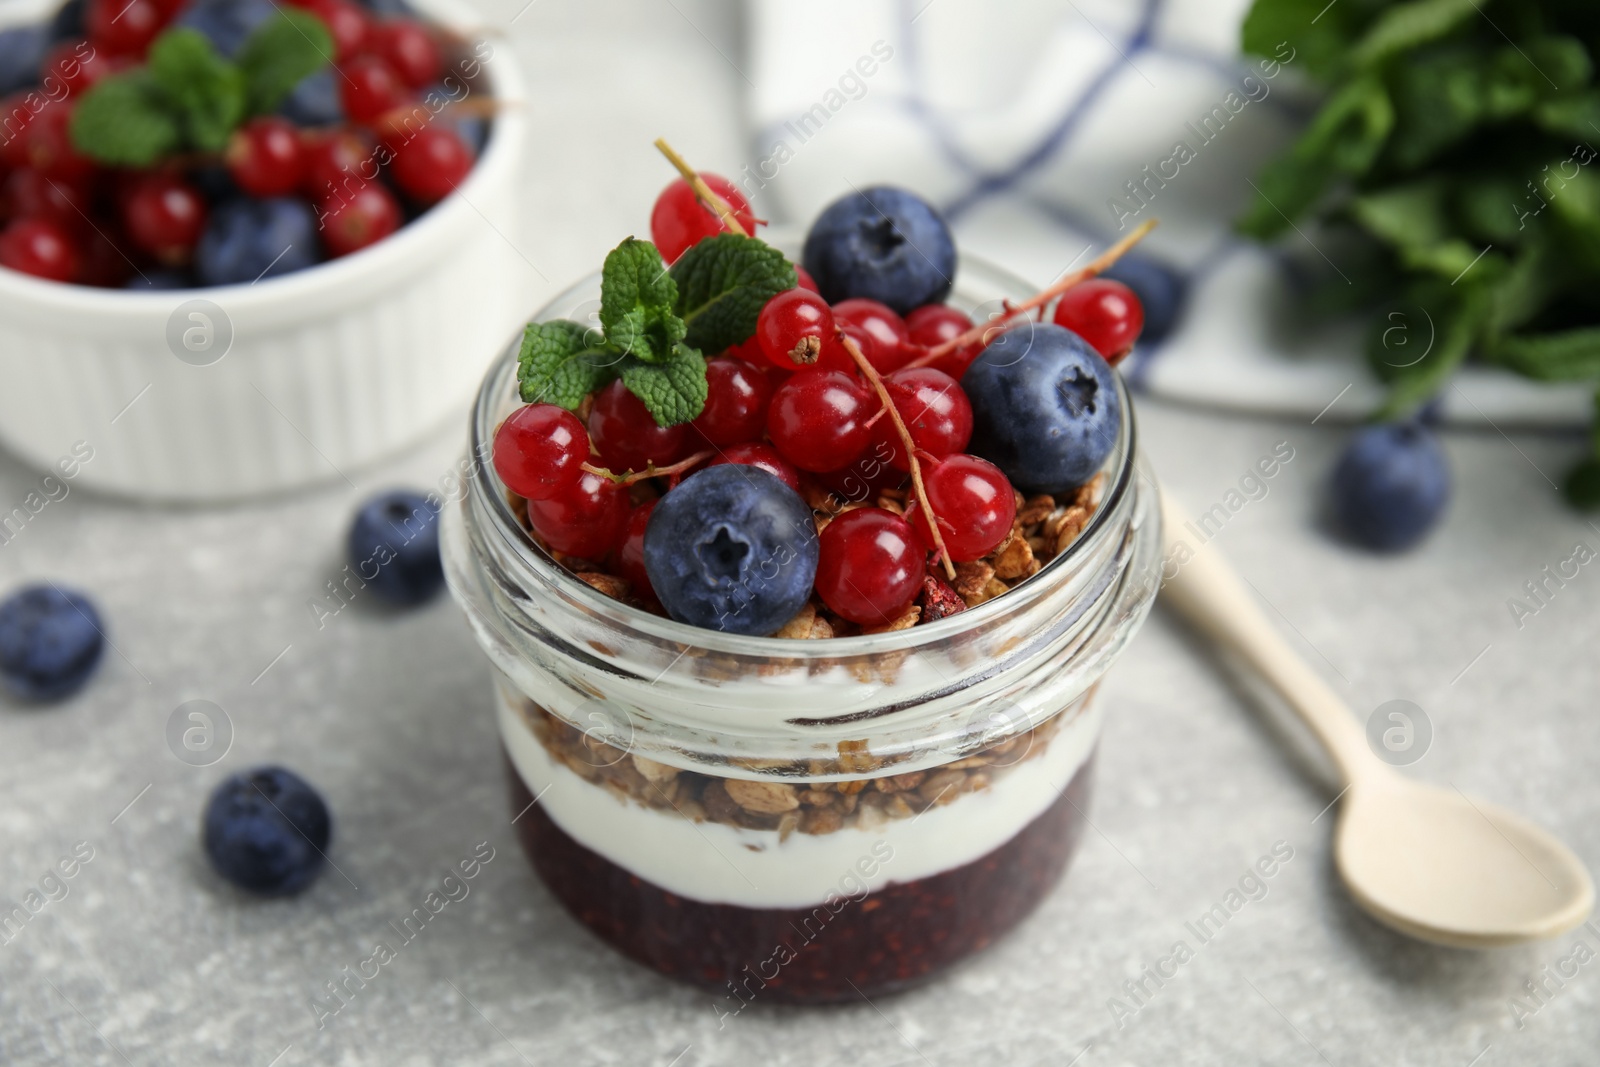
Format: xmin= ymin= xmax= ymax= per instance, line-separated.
xmin=1238 ymin=0 xmax=1600 ymax=505
xmin=70 ymin=10 xmax=332 ymax=166
xmin=517 ymin=233 xmax=795 ymax=427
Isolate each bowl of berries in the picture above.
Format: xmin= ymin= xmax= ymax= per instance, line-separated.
xmin=0 ymin=0 xmax=527 ymax=499
xmin=441 ymin=154 xmax=1164 ymax=999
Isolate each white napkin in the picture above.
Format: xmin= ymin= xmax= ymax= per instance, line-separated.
xmin=743 ymin=0 xmax=1589 ymax=428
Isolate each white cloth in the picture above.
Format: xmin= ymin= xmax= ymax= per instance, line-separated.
xmin=743 ymin=0 xmax=1590 ymax=428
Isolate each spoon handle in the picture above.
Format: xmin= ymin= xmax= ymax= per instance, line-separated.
xmin=1156 ymin=487 xmax=1376 ymax=785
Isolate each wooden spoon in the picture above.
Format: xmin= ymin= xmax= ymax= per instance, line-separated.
xmin=1157 ymin=488 xmax=1593 ymax=947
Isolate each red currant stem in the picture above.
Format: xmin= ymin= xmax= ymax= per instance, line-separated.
xmin=581 ymin=451 xmax=715 ymax=486
xmin=653 ymin=137 xmax=749 ymax=238
xmin=906 ymin=217 xmax=1158 ymax=368
xmin=835 ymin=328 xmax=957 ymax=581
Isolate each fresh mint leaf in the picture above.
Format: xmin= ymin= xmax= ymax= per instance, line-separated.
xmin=236 ymin=8 xmax=333 ymax=115
xmin=1240 ymin=0 xmax=1355 ymax=79
xmin=670 ymin=234 xmax=796 ymax=353
xmin=148 ymin=28 xmax=246 ymax=151
xmin=1351 ymin=0 xmax=1477 ymax=68
xmin=1370 ymin=287 xmax=1482 ymax=417
xmin=1490 ymin=328 xmax=1600 ymax=381
xmin=600 ymin=238 xmax=685 ymax=364
xmin=517 ymin=320 xmax=623 ymax=409
xmin=68 ymin=71 xmax=182 ymax=166
xmin=620 ymin=344 xmax=708 ymax=427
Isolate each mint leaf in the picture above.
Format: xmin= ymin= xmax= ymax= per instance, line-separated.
xmin=148 ymin=29 xmax=246 ymax=151
xmin=236 ymin=8 xmax=334 ymax=115
xmin=1490 ymin=328 xmax=1600 ymax=381
xmin=600 ymin=238 xmax=685 ymax=364
xmin=1241 ymin=0 xmax=1356 ymax=79
xmin=517 ymin=320 xmax=623 ymax=409
xmin=1351 ymin=0 xmax=1477 ymax=68
xmin=69 ymin=71 xmax=182 ymax=166
xmin=670 ymin=234 xmax=796 ymax=353
xmin=620 ymin=344 xmax=708 ymax=427
xmin=1370 ymin=287 xmax=1483 ymax=417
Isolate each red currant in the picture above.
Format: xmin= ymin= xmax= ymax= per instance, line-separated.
xmin=25 ymin=104 xmax=92 ymax=179
xmin=302 ymin=127 xmax=371 ymax=201
xmin=121 ymin=173 xmax=205 ymax=263
xmin=527 ymin=471 xmax=629 ymax=559
xmin=794 ymin=264 xmax=820 ymax=293
xmin=389 ymin=125 xmax=472 ymax=203
xmin=648 ymin=175 xmax=755 ymax=264
xmin=757 ymin=288 xmax=834 ymax=371
xmin=767 ymin=368 xmax=876 ymax=473
xmin=293 ymin=0 xmax=371 ymax=60
xmin=371 ymin=19 xmax=442 ymax=87
xmin=0 ymin=218 xmax=81 ymax=282
xmin=692 ymin=356 xmax=772 ymax=447
xmin=339 ymin=55 xmax=409 ymax=125
xmin=588 ymin=379 xmax=690 ymax=474
xmin=41 ymin=39 xmax=119 ymax=97
xmin=815 ymin=507 xmax=924 ymax=625
xmin=907 ymin=303 xmax=983 ymax=379
xmin=703 ymin=442 xmax=800 ymax=491
xmin=225 ymin=117 xmax=306 ymax=198
xmin=908 ymin=454 xmax=1017 ymax=562
xmin=86 ymin=0 xmax=167 ymax=56
xmin=869 ymin=367 xmax=973 ymax=472
xmin=830 ymin=322 xmax=880 ymax=374
xmin=614 ymin=500 xmax=658 ymax=604
xmin=493 ymin=403 xmax=589 ymax=501
xmin=1053 ymin=278 xmax=1144 ymax=361
xmin=0 ymin=94 xmax=39 ymax=170
xmin=319 ymin=182 xmax=401 ymax=256
xmin=835 ymin=298 xmax=912 ymax=373
xmin=3 ymin=167 xmax=94 ymax=231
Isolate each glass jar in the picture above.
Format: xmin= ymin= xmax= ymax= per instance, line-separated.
xmin=441 ymin=252 xmax=1162 ymax=1005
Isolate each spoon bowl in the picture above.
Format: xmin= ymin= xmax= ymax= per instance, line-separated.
xmin=1157 ymin=487 xmax=1594 ymax=947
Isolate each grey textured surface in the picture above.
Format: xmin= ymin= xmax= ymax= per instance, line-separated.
xmin=4 ymin=1 xmax=1599 ymax=1064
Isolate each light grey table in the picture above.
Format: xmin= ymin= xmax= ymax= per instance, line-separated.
xmin=4 ymin=2 xmax=1597 ymax=1063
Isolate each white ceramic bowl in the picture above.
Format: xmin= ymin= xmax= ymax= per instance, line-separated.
xmin=0 ymin=0 xmax=531 ymax=500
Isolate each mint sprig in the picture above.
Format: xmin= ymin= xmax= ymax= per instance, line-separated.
xmin=518 ymin=233 xmax=798 ymax=428
xmin=70 ymin=10 xmax=332 ymax=165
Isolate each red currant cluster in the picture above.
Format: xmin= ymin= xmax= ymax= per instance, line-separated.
xmin=0 ymin=0 xmax=481 ymax=286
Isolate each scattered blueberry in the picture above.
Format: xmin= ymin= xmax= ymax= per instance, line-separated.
xmin=346 ymin=489 xmax=444 ymax=606
xmin=174 ymin=0 xmax=276 ymax=58
xmin=802 ymin=186 xmax=956 ymax=315
xmin=963 ymin=323 xmax=1122 ymax=494
xmin=1330 ymin=422 xmax=1450 ymax=551
xmin=1101 ymin=253 xmax=1186 ymax=345
xmin=49 ymin=0 xmax=85 ymax=42
xmin=279 ymin=69 xmax=343 ymax=127
xmin=195 ymin=198 xmax=321 ymax=286
xmin=203 ymin=766 xmax=331 ymax=896
xmin=0 ymin=584 xmax=105 ymax=702
xmin=125 ymin=268 xmax=193 ymax=290
xmin=0 ymin=25 xmax=47 ymax=96
xmin=643 ymin=466 xmax=819 ymax=636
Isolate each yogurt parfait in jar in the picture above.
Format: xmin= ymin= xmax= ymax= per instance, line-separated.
xmin=442 ymin=156 xmax=1162 ymax=1003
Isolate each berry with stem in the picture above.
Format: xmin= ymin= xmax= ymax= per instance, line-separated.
xmin=648 ymin=174 xmax=754 ymax=264
xmin=908 ymin=453 xmax=1016 ymax=562
xmin=869 ymin=366 xmax=972 ymax=472
xmin=1053 ymin=277 xmax=1143 ymax=362
xmin=834 ymin=298 xmax=911 ymax=372
xmin=767 ymin=367 xmax=875 ymax=473
xmin=588 ymin=378 xmax=691 ymax=474
xmin=527 ymin=470 xmax=630 ymax=559
xmin=493 ymin=403 xmax=588 ymax=501
xmin=757 ymin=288 xmax=834 ymax=371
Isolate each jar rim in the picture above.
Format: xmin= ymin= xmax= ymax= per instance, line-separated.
xmin=464 ymin=246 xmax=1141 ymax=659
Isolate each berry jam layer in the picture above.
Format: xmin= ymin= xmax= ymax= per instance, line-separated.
xmin=509 ymin=750 xmax=1092 ymax=1002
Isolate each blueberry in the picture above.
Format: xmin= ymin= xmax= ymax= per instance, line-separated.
xmin=49 ymin=0 xmax=84 ymax=42
xmin=1101 ymin=253 xmax=1187 ymax=345
xmin=643 ymin=466 xmax=819 ymax=636
xmin=1330 ymin=422 xmax=1450 ymax=551
xmin=190 ymin=161 xmax=238 ymax=202
xmin=279 ymin=69 xmax=342 ymax=127
xmin=347 ymin=489 xmax=444 ymax=606
xmin=195 ymin=198 xmax=321 ymax=286
xmin=0 ymin=584 xmax=104 ymax=702
xmin=802 ymin=186 xmax=956 ymax=315
xmin=125 ymin=268 xmax=193 ymax=290
xmin=203 ymin=766 xmax=331 ymax=896
xmin=174 ymin=0 xmax=276 ymax=58
xmin=0 ymin=25 xmax=47 ymax=95
xmin=963 ymin=323 xmax=1121 ymax=494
